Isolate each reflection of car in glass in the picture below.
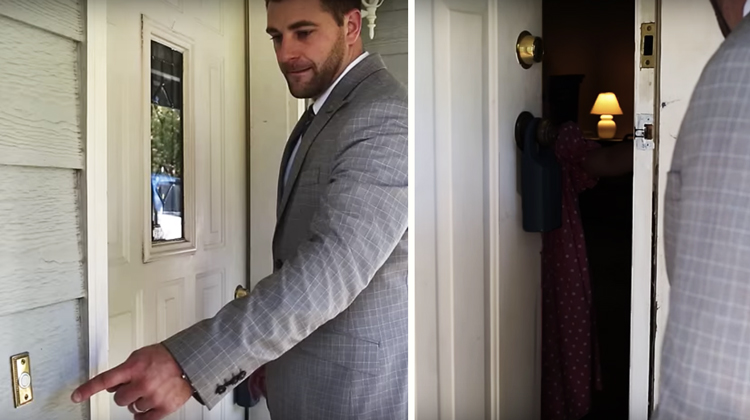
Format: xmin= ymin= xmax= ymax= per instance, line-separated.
xmin=151 ymin=173 xmax=182 ymax=215
xmin=151 ymin=174 xmax=183 ymax=241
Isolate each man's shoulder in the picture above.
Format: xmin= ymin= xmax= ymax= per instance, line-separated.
xmin=347 ymin=66 xmax=407 ymax=110
xmin=703 ymin=19 xmax=750 ymax=80
xmin=676 ymin=19 xmax=750 ymax=164
xmin=686 ymin=20 xmax=750 ymax=114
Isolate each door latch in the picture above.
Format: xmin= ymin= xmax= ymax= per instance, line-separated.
xmin=635 ymin=114 xmax=654 ymax=151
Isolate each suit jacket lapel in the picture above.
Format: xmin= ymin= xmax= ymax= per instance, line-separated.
xmin=276 ymin=107 xmax=313 ymax=213
xmin=277 ymin=103 xmax=338 ymax=216
xmin=276 ymin=54 xmax=388 ymax=221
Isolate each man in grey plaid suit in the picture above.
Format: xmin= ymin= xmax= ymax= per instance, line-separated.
xmin=71 ymin=1 xmax=407 ymax=419
xmin=655 ymin=1 xmax=750 ymax=418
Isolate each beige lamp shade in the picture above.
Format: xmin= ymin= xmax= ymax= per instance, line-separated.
xmin=590 ymin=92 xmax=623 ymax=115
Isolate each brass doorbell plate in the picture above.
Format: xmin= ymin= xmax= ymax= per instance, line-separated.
xmin=10 ymin=352 xmax=33 ymax=408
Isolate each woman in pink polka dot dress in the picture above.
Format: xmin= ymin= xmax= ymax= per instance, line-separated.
xmin=541 ymin=122 xmax=601 ymax=420
xmin=541 ymin=121 xmax=633 ymax=420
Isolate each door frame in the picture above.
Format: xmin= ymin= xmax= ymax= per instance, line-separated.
xmin=630 ymin=0 xmax=658 ymax=417
xmin=83 ymin=0 xmax=110 ymax=419
xmin=480 ymin=0 xmax=662 ymax=418
xmin=486 ymin=0 xmax=510 ymax=418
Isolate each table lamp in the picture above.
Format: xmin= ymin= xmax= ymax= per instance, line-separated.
xmin=590 ymin=92 xmax=623 ymax=139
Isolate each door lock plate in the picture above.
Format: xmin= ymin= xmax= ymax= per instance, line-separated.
xmin=10 ymin=353 xmax=33 ymax=408
xmin=640 ymin=22 xmax=656 ymax=68
xmin=635 ymin=114 xmax=655 ymax=151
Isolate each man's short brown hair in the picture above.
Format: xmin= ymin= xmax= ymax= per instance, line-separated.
xmin=265 ymin=0 xmax=362 ymax=26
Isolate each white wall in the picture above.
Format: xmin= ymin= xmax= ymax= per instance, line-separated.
xmin=0 ymin=1 xmax=88 ymax=418
xmin=653 ymin=0 xmax=724 ymax=404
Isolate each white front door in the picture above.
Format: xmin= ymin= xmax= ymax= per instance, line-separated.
xmin=416 ymin=0 xmax=543 ymax=418
xmin=107 ymin=1 xmax=247 ymax=419
xmin=415 ymin=0 xmax=658 ymax=418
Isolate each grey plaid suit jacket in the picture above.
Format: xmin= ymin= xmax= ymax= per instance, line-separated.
xmin=162 ymin=53 xmax=408 ymax=419
xmin=654 ymin=16 xmax=750 ymax=420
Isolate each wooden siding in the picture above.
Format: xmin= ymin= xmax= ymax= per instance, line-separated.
xmin=0 ymin=301 xmax=87 ymax=419
xmin=0 ymin=0 xmax=83 ymax=41
xmin=0 ymin=166 xmax=85 ymax=317
xmin=0 ymin=15 xmax=84 ymax=170
xmin=363 ymin=0 xmax=408 ymax=87
xmin=0 ymin=0 xmax=87 ymax=418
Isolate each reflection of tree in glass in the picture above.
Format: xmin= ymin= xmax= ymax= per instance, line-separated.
xmin=151 ymin=103 xmax=183 ymax=177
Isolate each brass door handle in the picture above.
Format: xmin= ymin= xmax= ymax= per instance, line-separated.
xmin=516 ymin=31 xmax=544 ymax=69
xmin=234 ymin=285 xmax=248 ymax=299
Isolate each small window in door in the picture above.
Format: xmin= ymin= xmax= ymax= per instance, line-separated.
xmin=150 ymin=40 xmax=185 ymax=242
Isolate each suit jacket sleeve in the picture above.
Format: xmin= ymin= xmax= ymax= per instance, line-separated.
xmin=161 ymin=97 xmax=408 ymax=409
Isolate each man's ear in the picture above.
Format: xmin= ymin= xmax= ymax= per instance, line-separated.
xmin=344 ymin=9 xmax=362 ymax=44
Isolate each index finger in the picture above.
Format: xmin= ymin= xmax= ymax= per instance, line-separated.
xmin=72 ymin=365 xmax=132 ymax=403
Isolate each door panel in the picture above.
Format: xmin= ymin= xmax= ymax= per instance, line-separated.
xmin=418 ymin=0 xmax=661 ymax=418
xmin=433 ymin=1 xmax=488 ymax=417
xmin=415 ymin=0 xmax=542 ymax=418
xmin=493 ymin=1 xmax=543 ymax=418
xmin=107 ymin=1 xmax=246 ymax=419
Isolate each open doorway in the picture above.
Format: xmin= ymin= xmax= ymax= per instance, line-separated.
xmin=542 ymin=1 xmax=637 ymax=419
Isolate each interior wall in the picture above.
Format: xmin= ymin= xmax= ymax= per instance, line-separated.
xmin=362 ymin=0 xmax=408 ymax=87
xmin=543 ymin=0 xmax=635 ymax=138
xmin=654 ymin=0 xmax=724 ymax=405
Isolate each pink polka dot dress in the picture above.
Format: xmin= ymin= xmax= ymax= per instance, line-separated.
xmin=541 ymin=122 xmax=602 ymax=420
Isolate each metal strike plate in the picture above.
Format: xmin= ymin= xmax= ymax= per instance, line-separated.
xmin=635 ymin=113 xmax=655 ymax=151
xmin=640 ymin=22 xmax=656 ymax=68
xmin=10 ymin=353 xmax=33 ymax=408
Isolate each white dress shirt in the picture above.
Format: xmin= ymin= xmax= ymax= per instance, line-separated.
xmin=744 ymin=0 xmax=750 ymax=17
xmin=283 ymin=51 xmax=371 ymax=186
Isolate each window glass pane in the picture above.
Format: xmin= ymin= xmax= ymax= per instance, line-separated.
xmin=150 ymin=40 xmax=185 ymax=242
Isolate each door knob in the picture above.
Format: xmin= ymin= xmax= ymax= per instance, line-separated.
xmin=514 ymin=111 xmax=557 ymax=150
xmin=516 ymin=31 xmax=544 ymax=69
xmin=234 ymin=285 xmax=248 ymax=299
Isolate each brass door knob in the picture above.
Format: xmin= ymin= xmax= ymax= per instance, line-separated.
xmin=234 ymin=285 xmax=248 ymax=299
xmin=516 ymin=31 xmax=544 ymax=69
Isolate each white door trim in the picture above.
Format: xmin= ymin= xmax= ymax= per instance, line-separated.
xmin=84 ymin=0 xmax=110 ymax=419
xmin=407 ymin=0 xmax=416 ymax=418
xmin=630 ymin=0 xmax=658 ymax=418
xmin=486 ymin=0 xmax=503 ymax=418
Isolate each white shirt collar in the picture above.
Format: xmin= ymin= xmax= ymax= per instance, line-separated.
xmin=312 ymin=51 xmax=370 ymax=114
xmin=744 ymin=0 xmax=750 ymax=17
